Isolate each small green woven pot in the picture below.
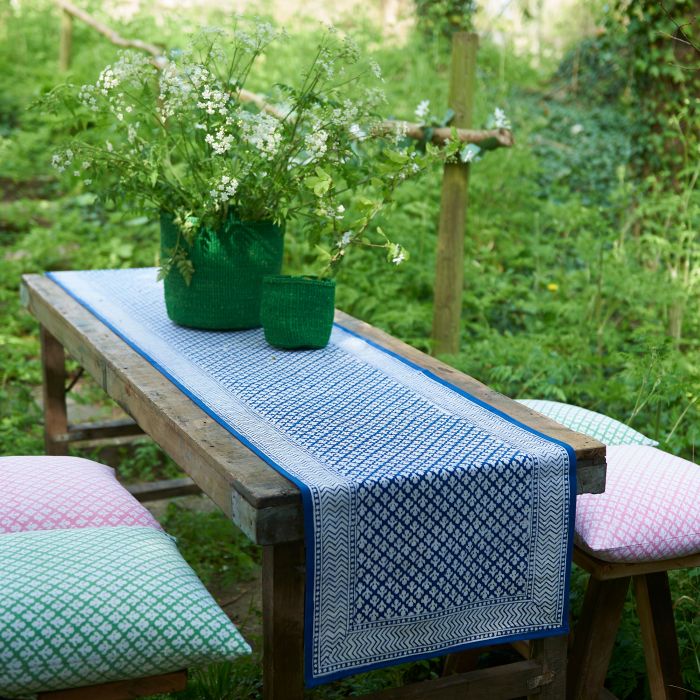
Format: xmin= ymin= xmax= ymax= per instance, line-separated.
xmin=260 ymin=276 xmax=336 ymax=350
xmin=160 ymin=212 xmax=284 ymax=330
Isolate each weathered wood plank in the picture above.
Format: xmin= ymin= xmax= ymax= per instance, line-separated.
xmin=23 ymin=274 xmax=605 ymax=548
xmin=37 ymin=670 xmax=187 ymax=699
xmin=22 ymin=274 xmax=301 ymax=545
xmin=574 ymin=548 xmax=700 ymax=580
xmin=126 ymin=477 xmax=201 ymax=502
xmin=53 ymin=417 xmax=145 ymax=443
xmin=362 ymin=659 xmax=546 ymax=699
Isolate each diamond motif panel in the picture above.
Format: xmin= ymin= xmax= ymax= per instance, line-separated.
xmin=0 ymin=526 xmax=250 ymax=697
xmin=0 ymin=456 xmax=160 ymax=534
xmin=576 ymin=445 xmax=700 ymax=562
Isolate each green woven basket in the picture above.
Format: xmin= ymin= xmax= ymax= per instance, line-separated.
xmin=260 ymin=276 xmax=336 ymax=350
xmin=160 ymin=212 xmax=284 ymax=330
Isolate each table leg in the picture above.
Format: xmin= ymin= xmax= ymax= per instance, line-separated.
xmin=528 ymin=636 xmax=567 ymax=698
xmin=263 ymin=539 xmax=305 ymax=700
xmin=40 ymin=325 xmax=68 ymax=456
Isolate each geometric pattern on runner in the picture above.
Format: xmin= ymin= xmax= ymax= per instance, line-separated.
xmin=0 ymin=456 xmax=160 ymax=534
xmin=0 ymin=526 xmax=250 ymax=697
xmin=48 ymin=268 xmax=574 ymax=685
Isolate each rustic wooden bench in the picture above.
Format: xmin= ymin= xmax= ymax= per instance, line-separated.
xmin=21 ymin=273 xmax=607 ymax=699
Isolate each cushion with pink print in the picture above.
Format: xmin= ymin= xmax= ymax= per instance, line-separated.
xmin=576 ymin=445 xmax=700 ymax=562
xmin=0 ymin=456 xmax=160 ymax=534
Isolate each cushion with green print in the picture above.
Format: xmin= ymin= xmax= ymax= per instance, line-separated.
xmin=0 ymin=526 xmax=250 ymax=697
xmin=517 ymin=399 xmax=658 ymax=447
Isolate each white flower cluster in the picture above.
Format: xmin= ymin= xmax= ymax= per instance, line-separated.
xmin=392 ymin=245 xmax=405 ymax=265
xmin=304 ymin=128 xmax=328 ymax=163
xmin=336 ymin=230 xmax=354 ymax=251
xmin=330 ymin=99 xmax=360 ymax=128
xmin=210 ymin=174 xmax=239 ymax=209
xmin=321 ymin=204 xmax=345 ymax=221
xmin=51 ymin=149 xmax=73 ymax=173
xmin=240 ymin=112 xmax=281 ymax=160
xmin=205 ymin=126 xmax=234 ymax=155
xmin=197 ymin=85 xmax=230 ymax=116
xmin=349 ymin=123 xmax=367 ymax=140
xmin=493 ymin=107 xmax=511 ymax=130
xmin=415 ymin=99 xmax=430 ymax=121
xmin=79 ymin=52 xmax=149 ymax=121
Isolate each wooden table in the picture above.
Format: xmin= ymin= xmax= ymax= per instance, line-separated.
xmin=21 ymin=273 xmax=606 ymax=700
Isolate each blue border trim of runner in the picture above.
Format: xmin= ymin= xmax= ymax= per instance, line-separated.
xmin=46 ymin=270 xmax=577 ymax=688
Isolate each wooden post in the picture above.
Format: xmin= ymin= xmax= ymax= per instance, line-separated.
xmin=431 ymin=32 xmax=478 ymax=356
xmin=59 ymin=7 xmax=73 ymax=71
xmin=263 ymin=540 xmax=305 ymax=700
xmin=40 ymin=325 xmax=69 ymax=456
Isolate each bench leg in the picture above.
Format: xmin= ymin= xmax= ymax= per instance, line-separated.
xmin=634 ymin=572 xmax=684 ymax=700
xmin=263 ymin=539 xmax=305 ymax=700
xmin=528 ymin=636 xmax=567 ymax=698
xmin=41 ymin=325 xmax=69 ymax=456
xmin=568 ymin=575 xmax=631 ymax=700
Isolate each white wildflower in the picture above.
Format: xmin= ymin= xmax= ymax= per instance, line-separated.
xmin=571 ymin=123 xmax=584 ymax=136
xmin=106 ymin=141 xmax=113 ymax=152
xmin=304 ymin=129 xmax=328 ymax=163
xmin=338 ymin=231 xmax=353 ymax=248
xmin=459 ymin=143 xmax=480 ymax=163
xmin=205 ymin=126 xmax=234 ymax=155
xmin=83 ymin=179 xmax=92 ymax=186
xmin=210 ymin=174 xmax=239 ymax=209
xmin=349 ymin=123 xmax=367 ymax=140
xmin=394 ymin=120 xmax=408 ymax=142
xmin=240 ymin=112 xmax=281 ymax=160
xmin=415 ymin=99 xmax=430 ymax=121
xmin=392 ymin=246 xmax=405 ymax=265
xmin=369 ymin=60 xmax=383 ymax=80
xmin=197 ymin=84 xmax=229 ymax=116
xmin=493 ymin=107 xmax=511 ymax=130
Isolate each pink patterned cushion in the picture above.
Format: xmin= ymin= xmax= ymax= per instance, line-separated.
xmin=0 ymin=456 xmax=160 ymax=534
xmin=576 ymin=445 xmax=700 ymax=562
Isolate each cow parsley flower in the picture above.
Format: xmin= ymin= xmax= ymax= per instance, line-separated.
xmin=240 ymin=112 xmax=281 ymax=160
xmin=205 ymin=126 xmax=234 ymax=155
xmin=414 ymin=99 xmax=430 ymax=121
xmin=210 ymin=174 xmax=239 ymax=209
xmin=304 ymin=129 xmax=328 ymax=162
xmin=493 ymin=107 xmax=511 ymax=130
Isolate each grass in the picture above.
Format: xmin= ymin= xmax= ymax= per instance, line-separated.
xmin=0 ymin=1 xmax=698 ymax=697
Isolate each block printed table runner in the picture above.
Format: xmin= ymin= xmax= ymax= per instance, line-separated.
xmin=48 ymin=268 xmax=575 ymax=686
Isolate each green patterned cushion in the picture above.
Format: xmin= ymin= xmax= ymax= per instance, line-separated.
xmin=517 ymin=399 xmax=658 ymax=447
xmin=0 ymin=526 xmax=250 ymax=697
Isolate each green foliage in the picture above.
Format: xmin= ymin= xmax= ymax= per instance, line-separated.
xmin=0 ymin=3 xmax=698 ymax=698
xmin=162 ymin=503 xmax=261 ymax=588
xmin=42 ymin=22 xmax=431 ymax=279
xmin=605 ymin=0 xmax=700 ymax=173
xmin=413 ymin=0 xmax=477 ymax=38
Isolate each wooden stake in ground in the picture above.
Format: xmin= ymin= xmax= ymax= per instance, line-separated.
xmin=431 ymin=32 xmax=478 ymax=356
xmin=59 ymin=8 xmax=73 ymax=71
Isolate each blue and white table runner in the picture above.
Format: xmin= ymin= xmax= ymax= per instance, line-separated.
xmin=48 ymin=268 xmax=575 ymax=686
